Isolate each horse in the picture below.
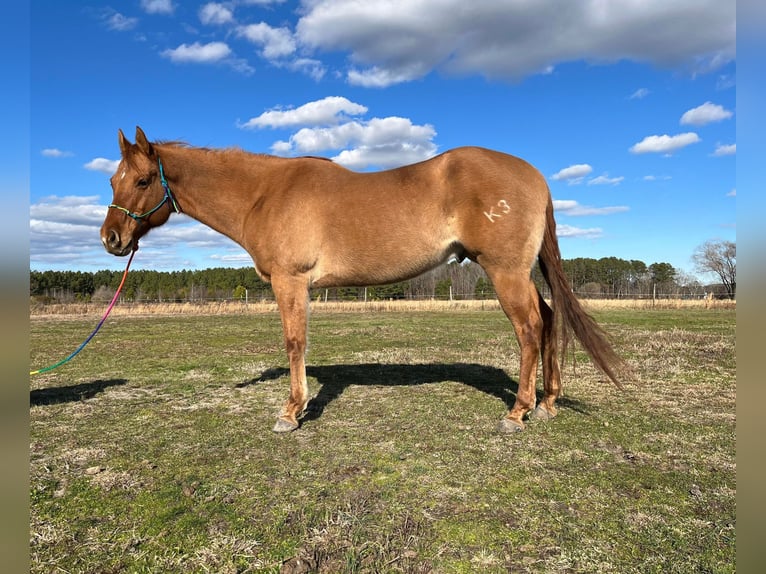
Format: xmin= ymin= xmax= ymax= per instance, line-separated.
xmin=101 ymin=126 xmax=623 ymax=433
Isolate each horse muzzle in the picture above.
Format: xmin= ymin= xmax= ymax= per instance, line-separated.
xmin=101 ymin=227 xmax=136 ymax=256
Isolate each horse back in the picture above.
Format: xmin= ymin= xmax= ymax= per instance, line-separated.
xmin=245 ymin=147 xmax=550 ymax=287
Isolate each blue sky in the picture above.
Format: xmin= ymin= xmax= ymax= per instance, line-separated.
xmin=30 ymin=0 xmax=736 ymax=281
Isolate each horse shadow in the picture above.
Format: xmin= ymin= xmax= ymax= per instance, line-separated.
xmin=239 ymin=363 xmax=587 ymax=426
xmin=30 ymin=379 xmax=128 ymax=406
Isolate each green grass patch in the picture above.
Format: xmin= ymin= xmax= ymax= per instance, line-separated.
xmin=30 ymin=308 xmax=735 ymax=573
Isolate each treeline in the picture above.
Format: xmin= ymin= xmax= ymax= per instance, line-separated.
xmin=30 ymin=257 xmax=712 ymax=304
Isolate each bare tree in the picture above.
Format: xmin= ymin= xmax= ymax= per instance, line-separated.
xmin=692 ymin=240 xmax=736 ymax=299
xmin=675 ymin=270 xmax=704 ymax=298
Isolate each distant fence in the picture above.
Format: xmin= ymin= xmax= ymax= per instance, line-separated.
xmin=30 ymin=294 xmax=735 ymax=318
xmin=34 ymin=287 xmax=730 ymax=306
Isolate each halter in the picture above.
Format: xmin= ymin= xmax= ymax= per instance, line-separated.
xmin=108 ymin=157 xmax=181 ymax=221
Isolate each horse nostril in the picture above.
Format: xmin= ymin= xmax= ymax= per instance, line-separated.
xmin=107 ymin=229 xmax=120 ymax=249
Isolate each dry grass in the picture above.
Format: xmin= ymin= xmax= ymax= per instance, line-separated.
xmin=29 ymin=307 xmax=735 ymax=573
xmin=30 ymin=296 xmax=733 ymax=319
xmin=580 ymin=298 xmax=735 ymax=311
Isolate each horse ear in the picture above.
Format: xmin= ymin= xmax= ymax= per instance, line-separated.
xmin=134 ymin=126 xmax=154 ymax=157
xmin=118 ymin=129 xmax=131 ymax=156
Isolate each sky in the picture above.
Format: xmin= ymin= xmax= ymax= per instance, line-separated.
xmin=29 ymin=0 xmax=736 ymax=281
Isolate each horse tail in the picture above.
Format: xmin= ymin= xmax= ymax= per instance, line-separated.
xmin=537 ymin=195 xmax=624 ymax=388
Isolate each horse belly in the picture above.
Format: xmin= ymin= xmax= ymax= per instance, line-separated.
xmin=310 ymin=227 xmax=458 ymax=288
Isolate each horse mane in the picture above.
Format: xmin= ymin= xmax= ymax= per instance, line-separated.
xmin=154 ymin=140 xmax=335 ymax=164
xmin=155 ymin=140 xmax=193 ymax=149
xmin=299 ymin=155 xmax=333 ymax=162
xmin=155 ymin=140 xmax=263 ymax=157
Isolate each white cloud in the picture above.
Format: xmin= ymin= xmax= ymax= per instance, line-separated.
xmin=347 ymin=65 xmax=431 ymax=88
xmin=29 ymin=194 xmax=243 ymax=270
xmin=285 ymin=58 xmax=326 ymax=81
xmin=726 ymin=188 xmax=736 ymax=197
xmin=553 ymin=200 xmax=629 ymax=216
xmin=331 ymin=141 xmax=436 ymax=170
xmin=556 ymin=224 xmax=604 ymax=239
xmin=161 ymin=41 xmax=232 ymax=63
xmin=29 ymin=195 xmax=115 ymax=267
xmin=84 ymin=158 xmax=120 ymax=174
xmin=643 ymin=174 xmax=672 ymax=181
xmin=277 ymin=123 xmax=362 ymax=152
xmin=713 ymin=143 xmax=736 ymax=156
xmin=717 ymin=74 xmax=736 ymax=90
xmin=588 ymin=174 xmax=624 ymax=186
xmin=240 ymin=96 xmax=366 ymax=129
xmin=148 ymin=219 xmax=234 ymax=249
xmin=226 ymin=58 xmax=256 ymax=76
xmin=296 ymin=0 xmax=735 ymax=86
xmin=209 ymin=252 xmax=253 ymax=264
xmin=629 ymin=88 xmax=650 ymax=99
xmin=680 ymin=101 xmax=733 ymax=126
xmin=270 ymin=140 xmax=293 ymax=154
xmin=238 ymin=22 xmax=296 ymax=60
xmin=233 ymin=23 xmax=325 ymax=79
xmin=277 ymin=116 xmax=438 ymax=169
xmin=245 ymin=97 xmax=438 ymax=170
xmin=141 ymin=0 xmax=174 ymax=15
xmin=42 ymin=148 xmax=74 ymax=158
xmin=105 ymin=12 xmax=139 ymax=31
xmin=629 ymin=132 xmax=701 ymax=154
xmin=550 ymin=164 xmax=593 ymax=183
xmin=199 ymin=3 xmax=234 ymax=25
xmin=30 ymin=219 xmax=105 ymax=262
xmin=31 ymin=195 xmax=107 ymax=227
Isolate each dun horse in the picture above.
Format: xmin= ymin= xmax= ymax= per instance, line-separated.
xmin=101 ymin=127 xmax=622 ymax=433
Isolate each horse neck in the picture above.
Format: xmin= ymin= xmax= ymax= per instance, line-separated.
xmin=158 ymin=145 xmax=262 ymax=245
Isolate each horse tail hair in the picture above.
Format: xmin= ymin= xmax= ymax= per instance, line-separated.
xmin=538 ymin=194 xmax=624 ymax=388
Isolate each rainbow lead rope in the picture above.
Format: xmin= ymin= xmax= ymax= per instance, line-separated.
xmin=30 ymin=249 xmax=136 ymax=376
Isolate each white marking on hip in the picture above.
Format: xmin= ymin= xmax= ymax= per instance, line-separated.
xmin=484 ymin=199 xmax=511 ymax=223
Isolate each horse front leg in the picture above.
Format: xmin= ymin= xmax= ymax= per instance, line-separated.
xmin=272 ymin=275 xmax=310 ymax=433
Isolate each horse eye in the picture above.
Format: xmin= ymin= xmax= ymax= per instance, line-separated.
xmin=137 ymin=178 xmax=149 ymax=188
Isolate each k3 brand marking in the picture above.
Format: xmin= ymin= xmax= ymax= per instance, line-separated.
xmin=484 ymin=199 xmax=511 ymax=223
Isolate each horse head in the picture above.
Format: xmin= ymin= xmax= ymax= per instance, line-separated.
xmin=100 ymin=126 xmax=179 ymax=256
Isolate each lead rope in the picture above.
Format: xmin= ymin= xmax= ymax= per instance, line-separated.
xmin=30 ymin=248 xmax=136 ymax=376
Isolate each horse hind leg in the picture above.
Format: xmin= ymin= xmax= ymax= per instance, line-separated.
xmin=530 ymin=290 xmax=561 ymax=421
xmin=486 ymin=268 xmax=543 ymax=432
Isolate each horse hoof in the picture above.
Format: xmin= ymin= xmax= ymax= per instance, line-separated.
xmin=497 ymin=418 xmax=525 ymax=433
xmin=273 ymin=418 xmax=299 ymax=433
xmin=530 ymin=405 xmax=556 ymax=421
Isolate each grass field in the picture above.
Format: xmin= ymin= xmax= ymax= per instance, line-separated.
xmin=29 ymin=304 xmax=735 ymax=573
